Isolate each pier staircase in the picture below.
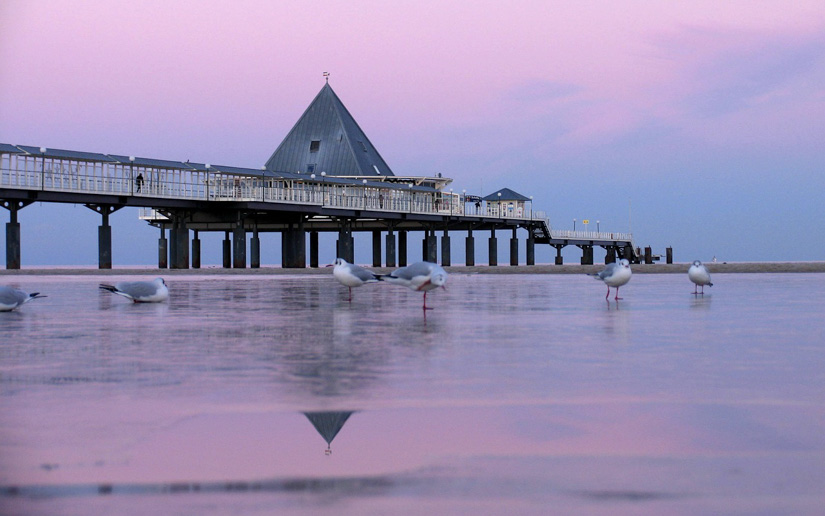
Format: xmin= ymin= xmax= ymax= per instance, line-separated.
xmin=531 ymin=217 xmax=552 ymax=244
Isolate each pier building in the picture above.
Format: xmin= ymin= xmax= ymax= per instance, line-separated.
xmin=1 ymin=83 xmax=641 ymax=269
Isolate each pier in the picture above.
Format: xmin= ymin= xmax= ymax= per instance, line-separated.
xmin=1 ymin=84 xmax=642 ymax=270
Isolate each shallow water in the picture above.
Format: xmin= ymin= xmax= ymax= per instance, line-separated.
xmin=1 ymin=272 xmax=824 ymax=515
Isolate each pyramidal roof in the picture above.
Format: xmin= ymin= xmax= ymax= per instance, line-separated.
xmin=265 ymin=83 xmax=394 ymax=177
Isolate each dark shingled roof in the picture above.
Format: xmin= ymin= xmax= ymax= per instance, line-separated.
xmin=483 ymin=187 xmax=531 ymax=202
xmin=107 ymin=155 xmax=188 ymax=169
xmin=16 ymin=145 xmax=116 ymax=162
xmin=265 ymin=83 xmax=394 ymax=177
xmin=0 ymin=143 xmax=25 ymax=153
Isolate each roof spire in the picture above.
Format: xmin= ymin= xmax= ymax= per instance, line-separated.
xmin=323 ymin=71 xmax=330 ymax=83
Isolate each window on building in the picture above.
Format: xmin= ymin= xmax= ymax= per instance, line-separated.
xmin=310 ymin=140 xmax=321 ymax=153
xmin=307 ymin=164 xmax=316 ymax=173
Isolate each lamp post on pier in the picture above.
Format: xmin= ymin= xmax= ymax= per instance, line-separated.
xmin=129 ymin=155 xmax=135 ymax=195
xmin=310 ymin=173 xmax=316 ymax=203
xmin=205 ymin=164 xmax=211 ymax=199
xmin=321 ymin=171 xmax=326 ymax=205
xmin=40 ymin=147 xmax=46 ymax=190
xmin=408 ymin=183 xmax=413 ymax=213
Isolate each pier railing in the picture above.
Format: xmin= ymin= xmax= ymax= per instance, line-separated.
xmin=550 ymin=229 xmax=634 ymax=242
xmin=1 ymin=151 xmax=549 ymax=223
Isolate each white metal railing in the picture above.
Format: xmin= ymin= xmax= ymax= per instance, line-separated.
xmin=1 ymin=151 xmax=548 ymax=223
xmin=550 ymin=229 xmax=634 ymax=243
xmin=2 ymin=151 xmax=641 ymax=244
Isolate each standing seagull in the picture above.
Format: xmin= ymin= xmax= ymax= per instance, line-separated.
xmin=332 ymin=258 xmax=382 ymax=302
xmin=591 ymin=259 xmax=632 ymax=300
xmin=381 ymin=261 xmax=448 ymax=310
xmin=0 ymin=286 xmax=46 ymax=312
xmin=99 ymin=277 xmax=168 ymax=303
xmin=688 ymin=260 xmax=713 ymax=294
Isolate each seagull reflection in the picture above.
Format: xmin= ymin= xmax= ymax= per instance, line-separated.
xmin=304 ymin=411 xmax=355 ymax=455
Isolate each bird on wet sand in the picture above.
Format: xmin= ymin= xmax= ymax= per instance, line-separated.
xmin=332 ymin=258 xmax=382 ymax=302
xmin=381 ymin=261 xmax=448 ymax=310
xmin=99 ymin=278 xmax=169 ymax=303
xmin=688 ymin=260 xmax=713 ymax=294
xmin=591 ymin=259 xmax=632 ymax=300
xmin=0 ymin=286 xmax=46 ymax=312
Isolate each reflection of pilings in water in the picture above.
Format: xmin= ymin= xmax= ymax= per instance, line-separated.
xmin=304 ymin=411 xmax=354 ymax=455
xmin=0 ymin=475 xmax=395 ymax=498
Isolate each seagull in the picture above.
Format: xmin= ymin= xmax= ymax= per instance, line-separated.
xmin=381 ymin=261 xmax=448 ymax=310
xmin=332 ymin=258 xmax=382 ymax=301
xmin=591 ymin=259 xmax=632 ymax=300
xmin=99 ymin=277 xmax=168 ymax=303
xmin=688 ymin=260 xmax=713 ymax=294
xmin=0 ymin=286 xmax=46 ymax=312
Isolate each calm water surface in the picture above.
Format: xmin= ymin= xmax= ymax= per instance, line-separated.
xmin=1 ymin=272 xmax=824 ymax=515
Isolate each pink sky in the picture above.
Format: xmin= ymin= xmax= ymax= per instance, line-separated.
xmin=1 ymin=0 xmax=825 ymax=262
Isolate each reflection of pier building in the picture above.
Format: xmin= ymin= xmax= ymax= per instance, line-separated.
xmin=304 ymin=411 xmax=354 ymax=455
xmin=1 ymin=82 xmax=641 ymax=269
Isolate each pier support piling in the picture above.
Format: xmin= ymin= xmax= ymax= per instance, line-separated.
xmin=509 ymin=228 xmax=518 ymax=266
xmin=169 ymin=212 xmax=189 ymax=269
xmin=441 ymin=230 xmax=451 ymax=267
xmin=2 ymin=201 xmax=29 ymax=270
xmin=423 ymin=230 xmax=437 ymax=263
xmin=604 ymin=246 xmax=616 ymax=264
xmin=620 ymin=244 xmax=634 ymax=263
xmin=465 ymin=229 xmax=475 ymax=266
xmin=98 ymin=220 xmax=112 ymax=269
xmin=169 ymin=224 xmax=177 ymax=268
xmin=6 ymin=220 xmax=20 ymax=270
xmin=192 ymin=230 xmax=201 ymax=269
xmin=85 ymin=204 xmax=123 ymax=269
xmin=385 ymin=229 xmax=396 ymax=268
xmin=336 ymin=222 xmax=354 ymax=263
xmin=526 ymin=230 xmax=535 ymax=266
xmin=488 ymin=229 xmax=498 ymax=266
xmin=222 ymin=231 xmax=231 ymax=268
xmin=372 ymin=230 xmax=382 ymax=267
xmin=310 ymin=231 xmax=319 ymax=268
xmin=579 ymin=245 xmax=594 ymax=265
xmin=282 ymin=223 xmax=306 ymax=268
xmin=398 ymin=230 xmax=407 ymax=267
xmin=250 ymin=229 xmax=261 ymax=268
xmin=553 ymin=245 xmax=564 ymax=265
xmin=158 ymin=227 xmax=168 ymax=269
xmin=233 ymin=223 xmax=246 ymax=268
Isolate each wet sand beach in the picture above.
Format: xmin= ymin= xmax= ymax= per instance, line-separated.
xmin=2 ymin=272 xmax=824 ymax=515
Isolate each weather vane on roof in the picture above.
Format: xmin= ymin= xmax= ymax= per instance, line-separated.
xmin=323 ymin=71 xmax=330 ymax=83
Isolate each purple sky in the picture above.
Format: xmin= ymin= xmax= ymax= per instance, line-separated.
xmin=1 ymin=1 xmax=824 ymax=265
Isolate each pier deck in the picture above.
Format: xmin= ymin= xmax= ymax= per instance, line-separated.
xmin=2 ymin=144 xmax=638 ymax=268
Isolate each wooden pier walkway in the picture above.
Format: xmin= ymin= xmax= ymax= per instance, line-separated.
xmin=2 ymin=143 xmax=638 ymax=269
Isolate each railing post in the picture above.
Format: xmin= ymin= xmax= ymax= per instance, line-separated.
xmin=40 ymin=148 xmax=46 ymax=191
